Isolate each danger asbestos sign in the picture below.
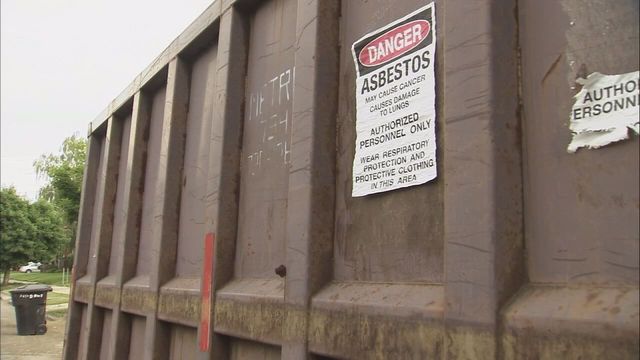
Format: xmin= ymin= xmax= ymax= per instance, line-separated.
xmin=351 ymin=3 xmax=437 ymax=197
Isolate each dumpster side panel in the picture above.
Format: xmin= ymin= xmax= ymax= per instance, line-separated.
xmin=99 ymin=310 xmax=113 ymax=360
xmin=175 ymin=44 xmax=218 ymax=278
xmin=107 ymin=114 xmax=132 ymax=276
xmin=503 ymin=0 xmax=640 ymax=357
xmin=63 ymin=132 xmax=102 ymax=358
xmin=135 ymin=86 xmax=167 ymax=278
xmin=65 ymin=3 xmax=225 ymax=357
xmin=333 ymin=0 xmax=444 ymax=285
xmin=127 ymin=315 xmax=146 ymax=360
xmin=76 ymin=305 xmax=88 ymax=358
xmin=233 ymin=0 xmax=296 ymax=279
xmin=168 ymin=324 xmax=198 ymax=359
xmin=84 ymin=135 xmax=108 ymax=282
xmin=230 ymin=339 xmax=281 ymax=359
xmin=520 ymin=0 xmax=639 ymax=287
xmin=305 ymin=1 xmax=449 ymax=358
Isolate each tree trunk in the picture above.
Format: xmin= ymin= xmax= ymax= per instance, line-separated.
xmin=2 ymin=269 xmax=10 ymax=286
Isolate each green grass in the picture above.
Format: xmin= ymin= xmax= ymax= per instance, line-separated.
xmin=10 ymin=271 xmax=70 ymax=286
xmin=0 ymin=283 xmax=20 ymax=291
xmin=46 ymin=309 xmax=68 ymax=319
xmin=46 ymin=292 xmax=69 ymax=306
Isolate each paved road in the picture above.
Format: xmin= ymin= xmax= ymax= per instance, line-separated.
xmin=0 ymin=291 xmax=67 ymax=359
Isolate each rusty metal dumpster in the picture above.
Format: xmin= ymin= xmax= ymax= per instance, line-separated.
xmin=63 ymin=0 xmax=639 ymax=359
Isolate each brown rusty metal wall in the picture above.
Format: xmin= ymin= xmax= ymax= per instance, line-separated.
xmin=519 ymin=0 xmax=639 ymax=285
xmin=231 ymin=339 xmax=282 ymax=359
xmin=64 ymin=0 xmax=639 ymax=359
xmin=176 ymin=44 xmax=218 ymax=278
xmin=503 ymin=0 xmax=640 ymax=358
xmin=106 ymin=114 xmax=132 ymax=278
xmin=169 ymin=324 xmax=199 ymax=358
xmin=235 ymin=0 xmax=296 ymax=280
xmin=136 ymin=86 xmax=167 ymax=278
xmin=128 ymin=315 xmax=146 ymax=359
xmin=334 ymin=0 xmax=444 ymax=285
xmin=100 ymin=311 xmax=113 ymax=359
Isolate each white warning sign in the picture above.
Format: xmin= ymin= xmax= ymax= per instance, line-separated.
xmin=568 ymin=71 xmax=639 ymax=153
xmin=351 ymin=3 xmax=437 ymax=197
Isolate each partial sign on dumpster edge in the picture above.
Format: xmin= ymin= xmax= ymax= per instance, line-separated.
xmin=351 ymin=3 xmax=437 ymax=197
xmin=568 ymin=70 xmax=639 ymax=153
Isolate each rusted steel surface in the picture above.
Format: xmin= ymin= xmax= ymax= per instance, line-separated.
xmin=520 ymin=0 xmax=639 ymax=287
xmin=64 ymin=0 xmax=639 ymax=359
xmin=335 ymin=0 xmax=444 ymax=285
xmin=502 ymin=0 xmax=640 ymax=357
xmin=233 ymin=0 xmax=295 ymax=281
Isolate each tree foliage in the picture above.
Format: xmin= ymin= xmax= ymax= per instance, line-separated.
xmin=0 ymin=135 xmax=86 ymax=285
xmin=29 ymin=199 xmax=69 ymax=261
xmin=32 ymin=134 xmax=87 ymax=270
xmin=0 ymin=187 xmax=67 ymax=284
xmin=0 ymin=188 xmax=35 ymax=272
xmin=34 ymin=135 xmax=87 ymax=226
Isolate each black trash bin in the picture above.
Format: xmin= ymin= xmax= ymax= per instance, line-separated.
xmin=9 ymin=284 xmax=52 ymax=335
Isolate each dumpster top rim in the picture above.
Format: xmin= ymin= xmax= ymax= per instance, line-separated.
xmin=9 ymin=284 xmax=53 ymax=293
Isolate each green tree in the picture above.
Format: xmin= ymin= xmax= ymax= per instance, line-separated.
xmin=1 ymin=188 xmax=34 ymax=285
xmin=34 ymin=135 xmax=86 ymax=226
xmin=34 ymin=135 xmax=87 ymax=267
xmin=0 ymin=187 xmax=68 ymax=285
xmin=29 ymin=199 xmax=68 ymax=263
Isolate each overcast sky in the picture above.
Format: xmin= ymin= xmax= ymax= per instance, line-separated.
xmin=1 ymin=0 xmax=213 ymax=200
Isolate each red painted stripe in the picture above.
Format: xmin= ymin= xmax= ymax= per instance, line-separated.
xmin=199 ymin=232 xmax=215 ymax=352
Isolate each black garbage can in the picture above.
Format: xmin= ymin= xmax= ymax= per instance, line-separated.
xmin=9 ymin=284 xmax=52 ymax=335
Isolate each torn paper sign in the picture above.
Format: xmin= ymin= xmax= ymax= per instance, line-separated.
xmin=568 ymin=71 xmax=639 ymax=153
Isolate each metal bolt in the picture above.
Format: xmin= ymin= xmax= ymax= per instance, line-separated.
xmin=275 ymin=265 xmax=286 ymax=278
